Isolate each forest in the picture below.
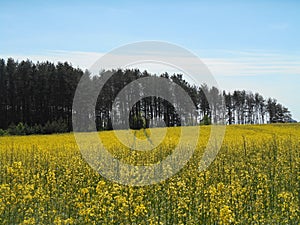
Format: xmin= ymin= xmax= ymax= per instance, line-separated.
xmin=0 ymin=58 xmax=293 ymax=135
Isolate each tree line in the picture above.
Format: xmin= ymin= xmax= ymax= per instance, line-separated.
xmin=0 ymin=58 xmax=293 ymax=135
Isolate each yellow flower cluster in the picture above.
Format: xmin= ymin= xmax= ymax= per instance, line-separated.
xmin=0 ymin=124 xmax=299 ymax=224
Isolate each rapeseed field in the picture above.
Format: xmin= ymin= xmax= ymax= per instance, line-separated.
xmin=0 ymin=124 xmax=299 ymax=224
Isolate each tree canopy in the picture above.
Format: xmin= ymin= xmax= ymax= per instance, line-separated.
xmin=0 ymin=58 xmax=293 ymax=135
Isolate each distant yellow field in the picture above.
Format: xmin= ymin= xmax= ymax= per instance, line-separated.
xmin=0 ymin=124 xmax=299 ymax=224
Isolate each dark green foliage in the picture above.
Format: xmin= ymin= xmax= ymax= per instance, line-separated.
xmin=5 ymin=121 xmax=68 ymax=136
xmin=7 ymin=123 xmax=29 ymax=135
xmin=130 ymin=113 xmax=146 ymax=130
xmin=0 ymin=129 xmax=6 ymax=136
xmin=200 ymin=115 xmax=211 ymax=125
xmin=0 ymin=58 xmax=83 ymax=134
xmin=0 ymin=58 xmax=293 ymax=135
xmin=7 ymin=123 xmax=17 ymax=135
xmin=42 ymin=119 xmax=69 ymax=134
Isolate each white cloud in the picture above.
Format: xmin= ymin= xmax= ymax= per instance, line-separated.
xmin=201 ymin=50 xmax=300 ymax=77
xmin=2 ymin=49 xmax=299 ymax=78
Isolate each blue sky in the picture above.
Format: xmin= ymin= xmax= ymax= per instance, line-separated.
xmin=1 ymin=0 xmax=300 ymax=120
